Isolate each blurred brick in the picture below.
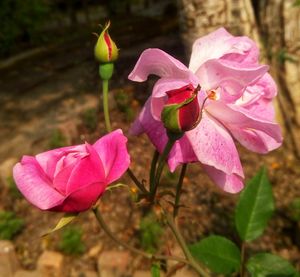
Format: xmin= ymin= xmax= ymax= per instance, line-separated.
xmin=0 ymin=240 xmax=19 ymax=277
xmin=87 ymin=243 xmax=103 ymax=258
xmin=37 ymin=251 xmax=64 ymax=277
xmin=97 ymin=250 xmax=131 ymax=277
xmin=166 ymin=246 xmax=185 ymax=268
xmin=81 ymin=271 xmax=98 ymax=277
xmin=14 ymin=270 xmax=40 ymax=277
xmin=173 ymin=267 xmax=198 ymax=277
xmin=0 ymin=158 xmax=17 ymax=187
xmin=133 ymin=270 xmax=152 ymax=277
xmin=70 ymin=270 xmax=98 ymax=277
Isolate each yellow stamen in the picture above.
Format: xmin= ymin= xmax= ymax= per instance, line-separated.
xmin=208 ymin=90 xmax=217 ymax=100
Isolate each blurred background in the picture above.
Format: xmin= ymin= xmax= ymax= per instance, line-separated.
xmin=0 ymin=0 xmax=299 ymax=276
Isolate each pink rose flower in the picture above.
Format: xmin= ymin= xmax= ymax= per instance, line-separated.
xmin=13 ymin=129 xmax=130 ymax=212
xmin=129 ymin=28 xmax=282 ymax=193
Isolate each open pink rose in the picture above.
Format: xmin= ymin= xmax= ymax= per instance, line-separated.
xmin=13 ymin=129 xmax=130 ymax=212
xmin=129 ymin=28 xmax=282 ymax=193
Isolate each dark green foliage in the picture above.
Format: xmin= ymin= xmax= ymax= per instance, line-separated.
xmin=235 ymin=167 xmax=274 ymax=241
xmin=139 ymin=213 xmax=163 ymax=254
xmin=277 ymin=49 xmax=298 ymax=65
xmin=189 ymin=235 xmax=241 ymax=274
xmin=114 ymin=90 xmax=134 ymax=121
xmin=59 ymin=226 xmax=85 ymax=255
xmin=164 ymin=170 xmax=179 ymax=182
xmin=0 ymin=211 xmax=24 ymax=240
xmin=49 ymin=129 xmax=66 ymax=149
xmin=6 ymin=176 xmax=22 ymax=199
xmin=82 ymin=108 xmax=98 ymax=132
xmin=151 ymin=262 xmax=161 ymax=277
xmin=0 ymin=0 xmax=49 ymax=56
xmin=160 ymin=170 xmax=179 ymax=191
xmin=288 ymin=198 xmax=300 ymax=221
xmin=247 ymin=253 xmax=299 ymax=277
xmin=293 ymin=0 xmax=300 ymax=6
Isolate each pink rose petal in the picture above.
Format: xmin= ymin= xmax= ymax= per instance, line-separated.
xmin=202 ymin=164 xmax=244 ymax=193
xmin=128 ymin=48 xmax=193 ymax=82
xmin=93 ymin=129 xmax=130 ymax=183
xmin=186 ymin=114 xmax=244 ymax=178
xmin=13 ymin=156 xmax=65 ymax=210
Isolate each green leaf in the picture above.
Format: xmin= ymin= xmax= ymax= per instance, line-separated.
xmin=151 ymin=263 xmax=160 ymax=277
xmin=189 ymin=235 xmax=241 ymax=274
xmin=42 ymin=213 xmax=78 ymax=237
xmin=247 ymin=253 xmax=299 ymax=277
xmin=235 ymin=167 xmax=274 ymax=241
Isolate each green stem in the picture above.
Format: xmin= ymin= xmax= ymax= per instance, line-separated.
xmin=240 ymin=242 xmax=246 ymax=277
xmin=92 ymin=207 xmax=193 ymax=266
xmin=165 ymin=213 xmax=210 ymax=277
xmin=173 ymin=164 xmax=187 ymax=219
xmin=149 ymin=150 xmax=159 ymax=192
xmin=102 ymin=79 xmax=111 ymax=132
xmin=127 ymin=168 xmax=148 ymax=194
xmin=151 ymin=138 xmax=176 ymax=201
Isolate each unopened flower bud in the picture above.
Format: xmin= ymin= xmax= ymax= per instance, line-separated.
xmin=94 ymin=21 xmax=118 ymax=63
xmin=161 ymin=84 xmax=201 ymax=134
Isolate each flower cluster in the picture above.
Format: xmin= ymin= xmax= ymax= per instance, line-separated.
xmin=13 ymin=28 xmax=282 ymax=214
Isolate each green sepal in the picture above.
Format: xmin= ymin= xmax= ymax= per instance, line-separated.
xmin=161 ymin=94 xmax=197 ymax=134
xmin=161 ymin=104 xmax=181 ymax=133
xmin=99 ymin=63 xmax=114 ymax=80
xmin=42 ymin=213 xmax=78 ymax=237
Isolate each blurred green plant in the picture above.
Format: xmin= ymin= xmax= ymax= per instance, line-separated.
xmin=288 ymin=198 xmax=300 ymax=221
xmin=139 ymin=213 xmax=163 ymax=253
xmin=0 ymin=0 xmax=50 ymax=57
xmin=114 ymin=90 xmax=134 ymax=121
xmin=164 ymin=171 xmax=179 ymax=182
xmin=59 ymin=226 xmax=85 ymax=255
xmin=0 ymin=211 xmax=24 ymax=240
xmin=49 ymin=129 xmax=66 ymax=149
xmin=293 ymin=0 xmax=300 ymax=6
xmin=6 ymin=176 xmax=22 ymax=199
xmin=82 ymin=108 xmax=98 ymax=132
xmin=277 ymin=49 xmax=298 ymax=65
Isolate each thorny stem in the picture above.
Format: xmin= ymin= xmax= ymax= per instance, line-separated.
xmin=150 ymin=138 xmax=176 ymax=201
xmin=92 ymin=207 xmax=194 ymax=266
xmin=173 ymin=164 xmax=187 ymax=219
xmin=165 ymin=213 xmax=210 ymax=277
xmin=102 ymin=79 xmax=112 ymax=132
xmin=149 ymin=150 xmax=159 ymax=192
xmin=127 ymin=168 xmax=148 ymax=194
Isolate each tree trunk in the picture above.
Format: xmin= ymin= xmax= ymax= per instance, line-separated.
xmin=177 ymin=0 xmax=300 ymax=157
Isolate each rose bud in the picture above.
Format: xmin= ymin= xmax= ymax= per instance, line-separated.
xmin=161 ymin=84 xmax=201 ymax=134
xmin=94 ymin=21 xmax=118 ymax=63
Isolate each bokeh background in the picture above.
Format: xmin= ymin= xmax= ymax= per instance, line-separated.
xmin=0 ymin=0 xmax=299 ymax=276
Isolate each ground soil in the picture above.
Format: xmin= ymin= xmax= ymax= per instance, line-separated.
xmin=0 ymin=14 xmax=300 ymax=276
